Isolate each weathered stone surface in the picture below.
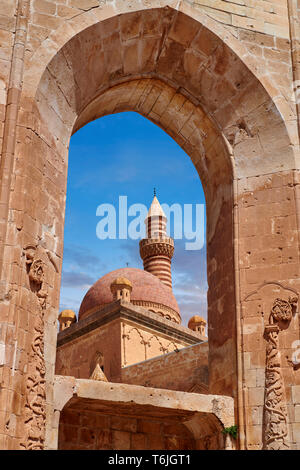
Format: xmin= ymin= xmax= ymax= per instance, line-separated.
xmin=53 ymin=376 xmax=234 ymax=450
xmin=0 ymin=0 xmax=300 ymax=451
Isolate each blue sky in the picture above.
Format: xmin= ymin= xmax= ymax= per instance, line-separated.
xmin=60 ymin=111 xmax=208 ymax=325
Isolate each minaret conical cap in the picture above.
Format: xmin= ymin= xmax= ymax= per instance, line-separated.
xmin=147 ymin=195 xmax=166 ymax=218
xmin=140 ymin=193 xmax=174 ymax=290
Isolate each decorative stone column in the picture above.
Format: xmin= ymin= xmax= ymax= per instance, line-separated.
xmin=263 ymin=297 xmax=298 ymax=450
xmin=20 ymin=245 xmax=48 ymax=450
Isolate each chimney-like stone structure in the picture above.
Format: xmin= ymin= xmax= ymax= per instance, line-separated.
xmin=58 ymin=309 xmax=77 ymax=331
xmin=110 ymin=277 xmax=132 ymax=302
xmin=139 ymin=195 xmax=174 ymax=289
xmin=188 ymin=315 xmax=207 ymax=338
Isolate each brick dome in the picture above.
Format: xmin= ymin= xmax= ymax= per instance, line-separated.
xmin=78 ymin=268 xmax=180 ymax=322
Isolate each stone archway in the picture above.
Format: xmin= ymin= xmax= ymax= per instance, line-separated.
xmin=53 ymin=376 xmax=235 ymax=451
xmin=0 ymin=2 xmax=299 ymax=451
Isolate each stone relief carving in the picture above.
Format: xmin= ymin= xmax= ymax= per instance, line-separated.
xmin=166 ymin=341 xmax=180 ymax=353
xmin=148 ymin=335 xmax=168 ymax=354
xmin=20 ymin=245 xmax=49 ymax=450
xmin=122 ymin=323 xmax=129 ymax=366
xmin=89 ymin=351 xmax=107 ymax=381
xmin=263 ymin=296 xmax=298 ymax=450
xmin=90 ymin=363 xmax=108 ymax=382
xmin=122 ymin=325 xmax=178 ymax=363
xmin=28 ymin=259 xmax=44 ymax=285
xmin=139 ymin=240 xmax=174 ymax=258
xmin=242 ymin=282 xmax=299 ymax=450
xmin=122 ymin=325 xmax=149 ymax=363
xmin=128 ymin=327 xmax=150 ymax=360
xmin=131 ymin=300 xmax=180 ymax=323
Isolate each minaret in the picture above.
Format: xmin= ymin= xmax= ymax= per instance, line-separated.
xmin=139 ymin=192 xmax=174 ymax=289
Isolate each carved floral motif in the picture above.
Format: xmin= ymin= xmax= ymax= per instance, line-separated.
xmin=139 ymin=240 xmax=174 ymax=259
xmin=263 ymin=297 xmax=297 ymax=450
xmin=20 ymin=246 xmax=48 ymax=450
xmin=263 ymin=324 xmax=289 ymax=449
xmin=28 ymin=259 xmax=44 ymax=286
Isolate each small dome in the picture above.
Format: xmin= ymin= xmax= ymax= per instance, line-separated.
xmin=59 ymin=309 xmax=76 ymax=320
xmin=188 ymin=315 xmax=206 ymax=328
xmin=110 ymin=277 xmax=132 ymax=288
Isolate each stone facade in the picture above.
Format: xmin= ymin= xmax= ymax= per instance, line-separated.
xmin=55 ymin=300 xmax=206 ymax=379
xmin=0 ymin=0 xmax=299 ymax=450
xmin=119 ymin=342 xmax=209 ymax=393
xmin=51 ymin=376 xmax=235 ymax=451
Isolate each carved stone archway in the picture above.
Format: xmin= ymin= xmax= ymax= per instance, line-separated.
xmin=0 ymin=2 xmax=299 ymax=450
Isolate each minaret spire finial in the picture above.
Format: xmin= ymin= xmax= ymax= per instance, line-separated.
xmin=154 ymin=187 xmax=156 ymax=197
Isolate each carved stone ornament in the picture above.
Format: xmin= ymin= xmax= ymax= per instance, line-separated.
xmin=269 ymin=297 xmax=297 ymax=323
xmin=89 ymin=363 xmax=108 ymax=382
xmin=20 ymin=245 xmax=48 ymax=450
xmin=131 ymin=299 xmax=180 ymax=323
xmin=28 ymin=259 xmax=44 ymax=285
xmin=263 ymin=296 xmax=298 ymax=450
xmin=139 ymin=240 xmax=174 ymax=259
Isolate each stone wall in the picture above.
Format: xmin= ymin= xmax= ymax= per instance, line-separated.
xmin=55 ymin=318 xmax=122 ymax=380
xmin=58 ymin=410 xmax=200 ymax=450
xmin=119 ymin=342 xmax=208 ymax=393
xmin=120 ymin=319 xmax=195 ymax=367
xmin=55 ymin=305 xmax=202 ymax=381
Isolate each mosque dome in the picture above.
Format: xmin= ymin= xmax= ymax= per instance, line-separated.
xmin=78 ymin=267 xmax=181 ymax=323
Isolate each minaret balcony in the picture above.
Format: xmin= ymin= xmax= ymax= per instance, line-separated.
xmin=139 ymin=237 xmax=174 ymax=260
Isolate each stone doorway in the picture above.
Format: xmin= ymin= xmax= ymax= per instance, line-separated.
xmin=54 ymin=376 xmax=234 ymax=450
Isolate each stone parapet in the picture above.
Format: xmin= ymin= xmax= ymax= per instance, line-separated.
xmin=57 ymin=300 xmax=204 ymax=349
